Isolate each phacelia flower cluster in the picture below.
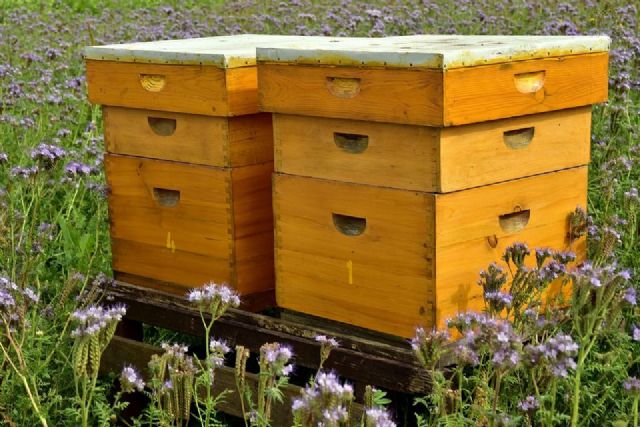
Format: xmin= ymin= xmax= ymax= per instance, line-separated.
xmin=364 ymin=407 xmax=396 ymax=427
xmin=30 ymin=143 xmax=66 ymax=168
xmin=411 ymin=326 xmax=449 ymax=370
xmin=261 ymin=342 xmax=294 ymax=377
xmin=209 ymin=338 xmax=231 ymax=367
xmin=120 ymin=365 xmax=145 ymax=393
xmin=187 ymin=282 xmax=240 ymax=319
xmin=448 ymin=312 xmax=523 ymax=370
xmin=292 ymin=371 xmax=354 ymax=427
xmin=70 ymin=304 xmax=126 ymax=337
xmin=524 ymin=333 xmax=579 ymax=378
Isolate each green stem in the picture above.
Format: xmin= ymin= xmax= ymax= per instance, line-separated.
xmin=570 ymin=355 xmax=585 ymax=427
xmin=633 ymin=395 xmax=639 ymax=427
xmin=491 ymin=371 xmax=502 ymax=427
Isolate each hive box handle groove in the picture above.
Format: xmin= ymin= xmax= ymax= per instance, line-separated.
xmin=513 ymin=71 xmax=545 ymax=93
xmin=333 ymin=132 xmax=369 ymax=154
xmin=139 ymin=74 xmax=166 ymax=92
xmin=148 ymin=117 xmax=177 ymax=136
xmin=326 ymin=77 xmax=361 ymax=98
xmin=503 ymin=127 xmax=534 ymax=149
xmin=498 ymin=209 xmax=531 ymax=233
xmin=153 ymin=188 xmax=180 ymax=207
xmin=332 ymin=213 xmax=367 ymax=236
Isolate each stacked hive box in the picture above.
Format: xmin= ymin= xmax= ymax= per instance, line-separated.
xmin=84 ymin=35 xmax=312 ymax=298
xmin=257 ymin=35 xmax=610 ymax=337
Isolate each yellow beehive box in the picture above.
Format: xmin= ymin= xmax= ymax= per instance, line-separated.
xmin=273 ymin=107 xmax=592 ymax=192
xmin=84 ymin=35 xmax=327 ymax=297
xmin=274 ymin=166 xmax=588 ymax=337
xmin=258 ymin=35 xmax=609 ymax=126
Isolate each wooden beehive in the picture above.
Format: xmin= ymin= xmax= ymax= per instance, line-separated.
xmin=84 ymin=35 xmax=314 ymax=297
xmin=258 ymin=35 xmax=609 ymax=336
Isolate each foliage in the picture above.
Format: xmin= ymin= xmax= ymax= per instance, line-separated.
xmin=0 ymin=0 xmax=638 ymax=426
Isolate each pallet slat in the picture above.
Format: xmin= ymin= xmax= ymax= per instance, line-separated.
xmin=103 ymin=281 xmax=430 ymax=394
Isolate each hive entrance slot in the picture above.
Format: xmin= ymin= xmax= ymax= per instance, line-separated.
xmin=332 ymin=213 xmax=367 ymax=236
xmin=498 ymin=209 xmax=530 ymax=233
xmin=503 ymin=127 xmax=534 ymax=149
xmin=153 ymin=188 xmax=180 ymax=207
xmin=333 ymin=132 xmax=369 ymax=154
xmin=148 ymin=117 xmax=177 ymax=136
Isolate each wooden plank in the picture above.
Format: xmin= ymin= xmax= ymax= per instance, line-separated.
xmin=225 ymin=66 xmax=261 ymax=116
xmin=231 ymin=163 xmax=275 ymax=295
xmin=258 ymin=63 xmax=444 ymax=125
xmin=102 ymin=281 xmax=429 ymax=393
xmin=111 ymin=239 xmax=233 ymax=291
xmin=274 ymin=173 xmax=435 ymax=338
xmin=228 ymin=113 xmax=274 ymax=166
xmin=273 ymin=114 xmax=440 ymax=192
xmin=86 ymin=60 xmax=234 ymax=116
xmin=438 ymin=107 xmax=592 ymax=192
xmin=443 ymin=52 xmax=609 ymax=126
xmin=434 ymin=166 xmax=588 ymax=327
xmin=113 ymin=273 xmax=275 ymax=311
xmin=101 ymin=336 xmax=366 ymax=425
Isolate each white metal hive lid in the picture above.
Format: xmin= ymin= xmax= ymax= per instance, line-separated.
xmin=83 ymin=34 xmax=375 ymax=68
xmin=256 ymin=34 xmax=611 ymax=69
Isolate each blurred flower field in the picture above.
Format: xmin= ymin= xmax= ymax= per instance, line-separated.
xmin=0 ymin=0 xmax=638 ymax=426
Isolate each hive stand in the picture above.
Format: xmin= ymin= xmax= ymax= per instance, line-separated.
xmin=99 ymin=280 xmax=434 ymax=424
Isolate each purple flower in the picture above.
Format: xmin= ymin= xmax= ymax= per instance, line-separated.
xmin=539 ymin=261 xmax=567 ymax=282
xmin=315 ymin=334 xmax=340 ymax=348
xmin=0 ymin=277 xmax=39 ymax=328
xmin=553 ymin=251 xmax=576 ymax=265
xmin=478 ymin=263 xmax=507 ymax=293
xmin=10 ymin=165 xmax=39 ymax=179
xmin=632 ymin=325 xmax=640 ymax=342
xmin=624 ymin=287 xmax=637 ymax=305
xmin=120 ymin=365 xmax=145 ymax=392
xmin=450 ymin=313 xmax=522 ymax=370
xmin=411 ymin=327 xmax=449 ymax=368
xmin=365 ymin=408 xmax=396 ymax=427
xmin=71 ymin=304 xmax=127 ymax=337
xmin=0 ymin=152 xmax=7 ymax=164
xmin=484 ymin=291 xmax=513 ymax=310
xmin=517 ymin=395 xmax=540 ymax=412
xmin=209 ymin=338 xmax=230 ymax=367
xmin=525 ymin=333 xmax=578 ymax=378
xmin=535 ymin=248 xmax=554 ymax=267
xmin=625 ymin=187 xmax=639 ymax=202
xmin=261 ymin=342 xmax=294 ymax=377
xmin=624 ymin=377 xmax=640 ymax=394
xmin=30 ymin=143 xmax=66 ymax=167
xmin=187 ymin=282 xmax=240 ymax=308
xmin=292 ymin=371 xmax=353 ymax=424
xmin=64 ymin=161 xmax=92 ymax=177
xmin=502 ymin=242 xmax=530 ymax=267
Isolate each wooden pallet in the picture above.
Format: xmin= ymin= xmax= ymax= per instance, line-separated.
xmin=99 ymin=280 xmax=430 ymax=423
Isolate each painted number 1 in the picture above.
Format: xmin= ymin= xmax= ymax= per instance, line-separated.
xmin=346 ymin=259 xmax=353 ymax=285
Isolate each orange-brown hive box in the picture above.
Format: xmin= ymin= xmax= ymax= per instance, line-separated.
xmin=84 ymin=35 xmax=326 ymax=298
xmin=258 ymin=35 xmax=609 ymax=336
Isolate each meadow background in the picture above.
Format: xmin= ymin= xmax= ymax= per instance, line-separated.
xmin=0 ymin=0 xmax=638 ymax=426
